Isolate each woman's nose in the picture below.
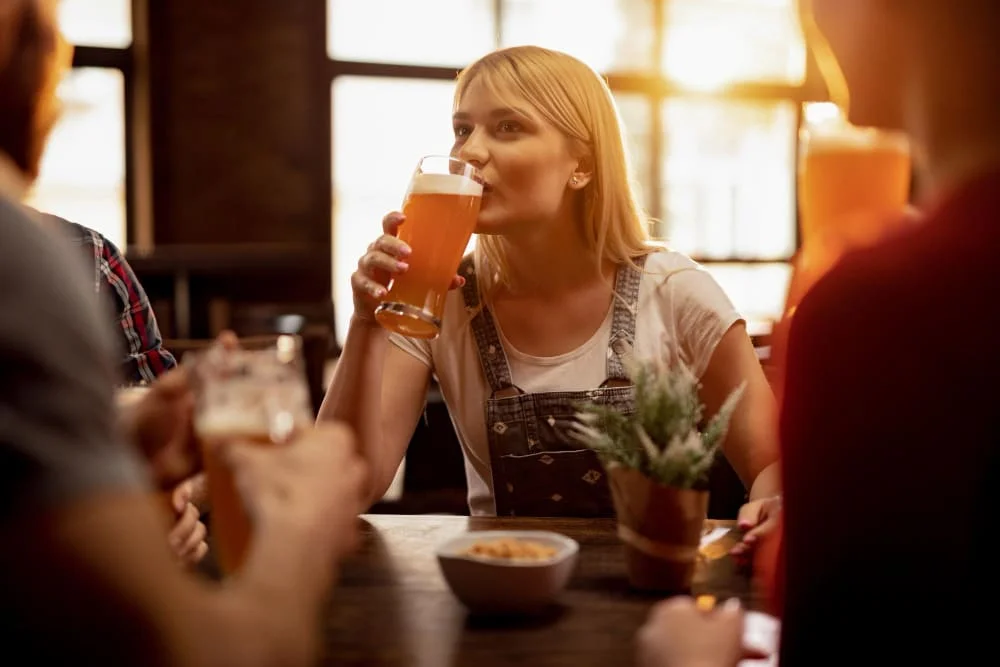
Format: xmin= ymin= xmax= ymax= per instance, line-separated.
xmin=456 ymin=129 xmax=488 ymax=168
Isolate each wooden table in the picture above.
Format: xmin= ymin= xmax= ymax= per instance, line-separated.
xmin=321 ymin=514 xmax=757 ymax=667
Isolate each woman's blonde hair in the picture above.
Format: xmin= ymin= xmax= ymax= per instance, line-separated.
xmin=454 ymin=46 xmax=652 ymax=296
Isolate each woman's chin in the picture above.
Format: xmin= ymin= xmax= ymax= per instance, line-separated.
xmin=473 ymin=212 xmax=508 ymax=235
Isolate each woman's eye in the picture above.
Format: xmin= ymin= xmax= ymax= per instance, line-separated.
xmin=453 ymin=125 xmax=471 ymax=138
xmin=497 ymin=120 xmax=522 ymax=133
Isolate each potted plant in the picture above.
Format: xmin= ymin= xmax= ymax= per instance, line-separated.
xmin=572 ymin=359 xmax=745 ymax=592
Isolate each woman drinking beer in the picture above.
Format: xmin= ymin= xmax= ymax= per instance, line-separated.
xmin=320 ymin=46 xmax=780 ymax=523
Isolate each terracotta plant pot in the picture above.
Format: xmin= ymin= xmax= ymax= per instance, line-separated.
xmin=608 ymin=465 xmax=708 ymax=593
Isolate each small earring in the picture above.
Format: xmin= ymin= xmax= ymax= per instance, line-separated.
xmin=570 ymin=176 xmax=579 ymax=186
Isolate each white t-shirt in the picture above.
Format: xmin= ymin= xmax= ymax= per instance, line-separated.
xmin=390 ymin=249 xmax=743 ymax=515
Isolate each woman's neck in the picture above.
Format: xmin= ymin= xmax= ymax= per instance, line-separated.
xmin=499 ymin=211 xmax=611 ymax=297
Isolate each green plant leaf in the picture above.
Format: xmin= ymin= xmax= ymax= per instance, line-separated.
xmin=571 ymin=360 xmax=746 ymax=489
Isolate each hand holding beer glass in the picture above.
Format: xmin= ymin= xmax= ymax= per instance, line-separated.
xmin=189 ymin=335 xmax=314 ymax=574
xmin=366 ymin=156 xmax=483 ymax=339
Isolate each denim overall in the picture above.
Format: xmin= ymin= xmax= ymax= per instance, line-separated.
xmin=461 ymin=255 xmax=647 ymax=517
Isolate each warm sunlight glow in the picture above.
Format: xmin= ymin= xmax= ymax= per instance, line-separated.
xmin=328 ymin=0 xmax=494 ymax=66
xmin=664 ymin=0 xmax=806 ymax=91
xmin=661 ymin=99 xmax=797 ymax=260
xmin=804 ymin=101 xmax=843 ymax=127
xmin=331 ymin=78 xmax=459 ymax=344
xmin=502 ymin=0 xmax=654 ymax=73
xmin=27 ymin=69 xmax=126 ymax=247
xmin=59 ymin=0 xmax=131 ymax=48
xmin=328 ymin=1 xmax=808 ymax=337
xmin=702 ymin=263 xmax=792 ymax=330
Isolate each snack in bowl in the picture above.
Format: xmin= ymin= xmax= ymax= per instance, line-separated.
xmin=436 ymin=530 xmax=579 ymax=614
xmin=462 ymin=538 xmax=558 ymax=562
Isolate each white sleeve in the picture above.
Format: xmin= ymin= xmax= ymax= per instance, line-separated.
xmin=662 ymin=268 xmax=744 ymax=379
xmin=388 ymin=332 xmax=434 ymax=370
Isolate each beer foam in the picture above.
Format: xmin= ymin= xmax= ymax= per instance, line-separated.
xmin=195 ymin=411 xmax=271 ymax=439
xmin=409 ymin=172 xmax=483 ymax=197
xmin=805 ymin=125 xmax=909 ymax=155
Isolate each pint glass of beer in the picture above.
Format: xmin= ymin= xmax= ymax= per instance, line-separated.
xmin=374 ymin=155 xmax=483 ymax=339
xmin=772 ymin=106 xmax=912 ymax=403
xmin=188 ymin=335 xmax=313 ymax=574
xmin=793 ymin=105 xmax=912 ymax=302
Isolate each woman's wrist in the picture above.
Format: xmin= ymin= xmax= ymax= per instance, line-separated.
xmin=349 ymin=312 xmax=387 ymax=332
xmin=747 ymin=462 xmax=782 ymax=501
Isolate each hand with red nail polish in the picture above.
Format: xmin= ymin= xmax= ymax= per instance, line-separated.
xmin=352 ymin=211 xmax=466 ymax=325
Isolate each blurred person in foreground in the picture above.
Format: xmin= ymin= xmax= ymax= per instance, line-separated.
xmin=32 ymin=212 xmax=206 ymax=566
xmin=0 ymin=1 xmax=367 ymax=665
xmin=638 ymin=0 xmax=999 ymax=665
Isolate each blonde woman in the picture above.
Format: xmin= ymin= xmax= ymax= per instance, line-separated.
xmin=321 ymin=46 xmax=780 ymax=521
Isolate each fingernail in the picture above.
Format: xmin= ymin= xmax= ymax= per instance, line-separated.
xmin=399 ymin=244 xmax=412 ymax=256
xmin=730 ymin=544 xmax=746 ymax=556
xmin=396 ymin=261 xmax=409 ymax=271
xmin=722 ymin=597 xmax=742 ymax=613
xmin=744 ymin=533 xmax=758 ymax=544
xmin=372 ymin=286 xmax=386 ymax=298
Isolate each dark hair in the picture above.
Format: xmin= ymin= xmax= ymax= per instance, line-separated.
xmin=0 ymin=1 xmax=55 ymax=179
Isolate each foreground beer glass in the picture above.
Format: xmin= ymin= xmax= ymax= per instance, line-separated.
xmin=188 ymin=336 xmax=313 ymax=574
xmin=374 ymin=155 xmax=483 ymax=339
xmin=788 ymin=105 xmax=912 ymax=307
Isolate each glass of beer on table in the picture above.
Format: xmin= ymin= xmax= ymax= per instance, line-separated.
xmin=188 ymin=335 xmax=313 ymax=575
xmin=374 ymin=155 xmax=483 ymax=339
xmin=787 ymin=104 xmax=912 ymax=308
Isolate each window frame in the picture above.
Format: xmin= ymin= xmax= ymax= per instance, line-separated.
xmin=325 ymin=0 xmax=828 ymax=276
xmin=65 ymin=42 xmax=134 ymax=244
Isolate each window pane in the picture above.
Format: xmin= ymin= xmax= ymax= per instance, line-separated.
xmin=502 ymin=0 xmax=655 ymax=72
xmin=59 ymin=0 xmax=131 ymax=48
xmin=328 ymin=0 xmax=495 ymax=67
xmin=614 ymin=93 xmax=653 ymax=216
xmin=332 ymin=77 xmax=458 ymax=343
xmin=701 ymin=262 xmax=791 ymax=333
xmin=663 ymin=0 xmax=805 ymax=89
xmin=26 ymin=69 xmax=126 ymax=248
xmin=660 ymin=99 xmax=796 ymax=260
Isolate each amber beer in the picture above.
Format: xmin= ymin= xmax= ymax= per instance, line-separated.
xmin=772 ymin=111 xmax=911 ymax=403
xmin=197 ymin=416 xmax=277 ymax=574
xmin=375 ymin=156 xmax=483 ymax=339
xmin=188 ymin=336 xmax=312 ymax=575
xmin=792 ymin=118 xmax=911 ymax=305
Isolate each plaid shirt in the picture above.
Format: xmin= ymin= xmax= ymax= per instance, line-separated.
xmin=49 ymin=216 xmax=177 ymax=386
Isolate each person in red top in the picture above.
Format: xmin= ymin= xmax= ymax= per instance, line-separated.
xmin=638 ymin=1 xmax=1000 ymax=665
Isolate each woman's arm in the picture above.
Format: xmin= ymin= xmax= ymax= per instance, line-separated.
xmin=698 ymin=322 xmax=781 ymax=499
xmin=318 ymin=316 xmax=433 ymax=506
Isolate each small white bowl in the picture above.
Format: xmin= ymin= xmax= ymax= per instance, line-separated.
xmin=435 ymin=530 xmax=579 ymax=614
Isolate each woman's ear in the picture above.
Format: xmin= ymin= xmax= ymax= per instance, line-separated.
xmin=568 ymin=154 xmax=595 ymax=190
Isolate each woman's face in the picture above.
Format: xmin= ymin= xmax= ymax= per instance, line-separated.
xmin=451 ymin=76 xmax=586 ymax=236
